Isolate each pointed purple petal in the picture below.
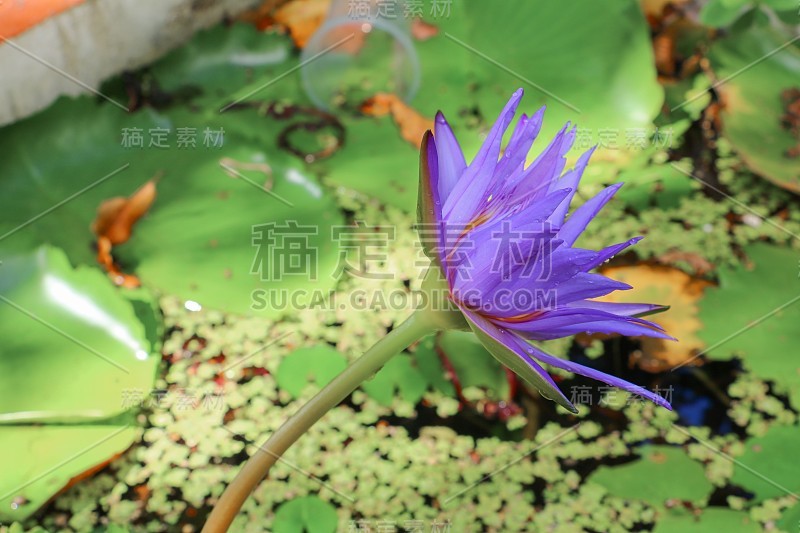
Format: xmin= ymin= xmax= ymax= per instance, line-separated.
xmin=557 ymin=183 xmax=623 ymax=247
xmin=416 ymin=131 xmax=445 ymax=267
xmin=434 ymin=111 xmax=467 ymax=204
xmin=513 ymin=339 xmax=673 ymax=410
xmin=566 ymin=300 xmax=669 ymax=318
xmin=552 ymin=272 xmax=633 ymax=303
xmin=492 ymin=107 xmax=545 ymax=186
xmin=460 ymin=307 xmax=577 ymax=413
xmin=580 ymin=237 xmax=643 ymax=271
xmin=547 ymin=146 xmax=596 ymax=225
xmin=443 ymin=89 xmax=524 ymax=224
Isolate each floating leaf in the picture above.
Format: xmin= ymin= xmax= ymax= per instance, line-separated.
xmin=0 ymin=425 xmax=139 ymax=523
xmin=437 ymin=331 xmax=509 ymax=398
xmin=148 ymin=25 xmax=296 ymax=108
xmin=778 ymin=500 xmax=800 ymax=532
xmin=699 ymin=0 xmax=750 ymax=28
xmin=708 ymin=19 xmax=800 ymax=192
xmin=276 ymin=346 xmax=348 ymax=399
xmin=324 ymin=0 xmax=665 ymax=210
xmin=0 ymin=95 xmax=344 ymax=316
xmin=0 ymin=246 xmax=158 ymax=520
xmin=588 ymin=446 xmax=712 ymax=505
xmin=412 ymin=335 xmax=455 ymax=397
xmin=461 ymin=0 xmax=663 ymax=149
xmin=272 ymin=495 xmax=338 ymax=533
xmin=698 ymin=244 xmax=800 ymax=408
xmin=0 ymin=246 xmax=159 ymax=422
xmin=730 ymin=425 xmax=800 ymax=502
xmin=653 ymin=507 xmax=760 ymax=532
xmin=361 ymin=353 xmax=428 ymax=406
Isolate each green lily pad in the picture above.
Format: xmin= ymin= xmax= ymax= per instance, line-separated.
xmin=0 ymin=246 xmax=159 ymax=422
xmin=462 ymin=1 xmax=663 ymax=143
xmin=149 ymin=25 xmax=295 ymax=108
xmin=114 ymin=129 xmax=343 ymax=316
xmin=0 ymin=425 xmax=139 ymax=523
xmin=412 ymin=335 xmax=455 ymax=397
xmin=0 ymin=95 xmax=344 ymax=316
xmin=272 ymin=495 xmax=338 ymax=533
xmin=323 ymin=0 xmax=665 ymax=211
xmin=698 ymin=244 xmax=800 ymax=408
xmin=361 ymin=353 xmax=429 ymax=406
xmin=708 ymin=20 xmax=800 ymax=192
xmin=588 ymin=446 xmax=712 ymax=505
xmin=0 ymin=246 xmax=157 ymax=520
xmin=653 ymin=507 xmax=760 ymax=532
xmin=730 ymin=425 xmax=800 ymax=502
xmin=319 ymin=113 xmax=418 ymax=212
xmin=276 ymin=346 xmax=348 ymax=399
xmin=778 ymin=500 xmax=800 ymax=531
xmin=616 ymin=158 xmax=698 ymax=211
xmin=699 ymin=0 xmax=751 ymax=27
xmin=701 ymin=1 xmax=799 ymax=27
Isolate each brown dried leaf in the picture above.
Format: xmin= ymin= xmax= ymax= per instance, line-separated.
xmin=361 ymin=92 xmax=434 ymax=149
xmin=272 ymin=0 xmax=331 ymax=48
xmin=411 ymin=18 xmax=439 ymax=41
xmin=92 ymin=179 xmax=157 ymax=287
xmin=640 ymin=0 xmax=690 ymax=19
xmin=588 ymin=264 xmax=713 ymax=372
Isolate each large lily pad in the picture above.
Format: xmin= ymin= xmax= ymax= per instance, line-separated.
xmin=0 ymin=425 xmax=140 ymax=523
xmin=653 ymin=507 xmax=760 ymax=532
xmin=462 ymin=1 xmax=663 ymax=143
xmin=0 ymin=246 xmax=158 ymax=520
xmin=149 ymin=25 xmax=295 ymax=108
xmin=730 ymin=425 xmax=800 ymax=502
xmin=272 ymin=495 xmax=338 ymax=533
xmin=276 ymin=345 xmax=348 ymax=399
xmin=709 ymin=20 xmax=800 ymax=192
xmin=323 ymin=0 xmax=664 ymax=211
xmin=0 ymin=246 xmax=159 ymax=422
xmin=0 ymin=94 xmax=343 ymax=316
xmin=698 ymin=244 xmax=800 ymax=408
xmin=588 ymin=446 xmax=712 ymax=505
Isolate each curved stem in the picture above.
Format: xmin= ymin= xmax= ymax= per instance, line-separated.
xmin=202 ymin=311 xmax=436 ymax=532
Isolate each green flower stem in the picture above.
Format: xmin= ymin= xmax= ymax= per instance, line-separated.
xmin=202 ymin=310 xmax=438 ymax=533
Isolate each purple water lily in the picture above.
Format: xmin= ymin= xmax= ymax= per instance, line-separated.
xmin=418 ymin=88 xmax=674 ymax=413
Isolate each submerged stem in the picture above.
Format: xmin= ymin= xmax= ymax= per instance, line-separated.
xmin=202 ymin=311 xmax=436 ymax=532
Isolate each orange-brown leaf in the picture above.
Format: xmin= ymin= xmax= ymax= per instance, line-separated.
xmin=362 ymin=92 xmax=434 ymax=149
xmin=411 ymin=18 xmax=439 ymax=41
xmin=92 ymin=180 xmax=156 ymax=244
xmin=92 ymin=179 xmax=157 ymax=287
xmin=585 ymin=264 xmax=713 ymax=372
xmin=272 ymin=0 xmax=331 ymax=48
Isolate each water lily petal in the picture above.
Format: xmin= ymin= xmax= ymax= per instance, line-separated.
xmin=565 ymin=300 xmax=669 ymax=318
xmin=547 ymin=146 xmax=596 ymax=225
xmin=417 ymin=131 xmax=444 ymax=266
xmin=443 ymin=88 xmax=524 ymax=225
xmin=515 ymin=340 xmax=673 ymax=410
xmin=434 ymin=111 xmax=467 ymax=204
xmin=557 ymin=183 xmax=623 ymax=247
xmin=460 ymin=306 xmax=577 ymax=413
